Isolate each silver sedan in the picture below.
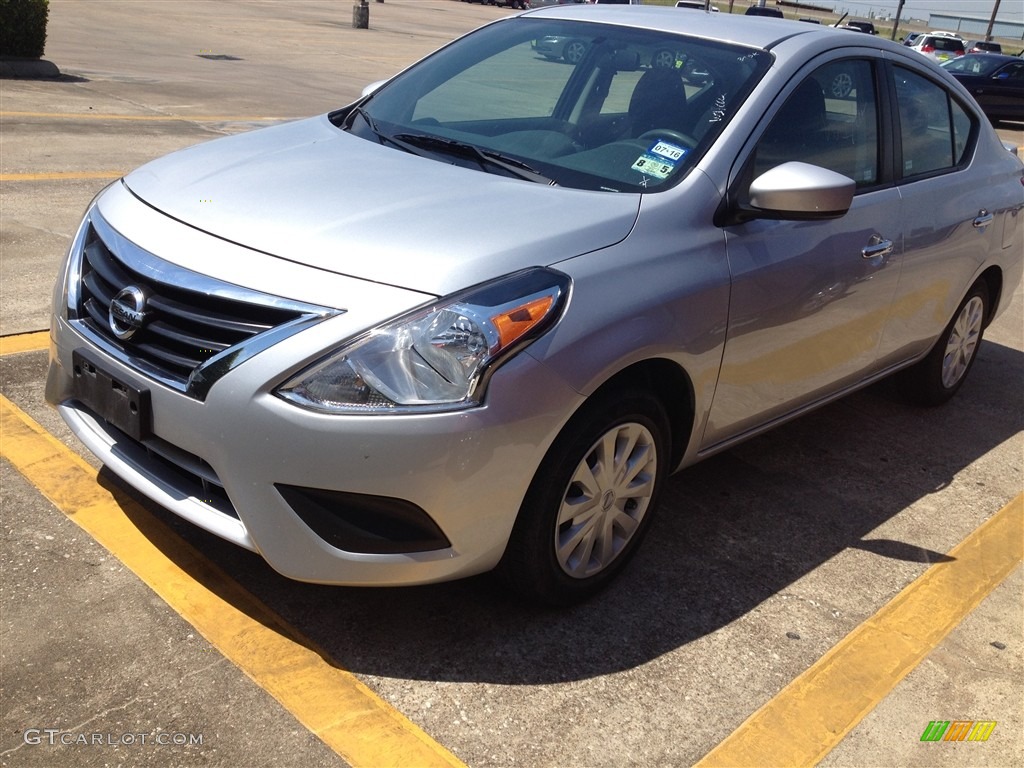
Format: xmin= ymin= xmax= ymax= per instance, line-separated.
xmin=46 ymin=6 xmax=1024 ymax=604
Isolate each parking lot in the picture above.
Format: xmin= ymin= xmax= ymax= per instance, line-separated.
xmin=1 ymin=1 xmax=1022 ymax=766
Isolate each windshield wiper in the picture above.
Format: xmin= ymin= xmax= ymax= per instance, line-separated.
xmin=346 ymin=105 xmax=383 ymax=136
xmin=391 ymin=132 xmax=558 ymax=186
xmin=346 ymin=112 xmax=558 ymax=186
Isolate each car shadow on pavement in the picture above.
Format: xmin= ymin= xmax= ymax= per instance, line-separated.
xmin=113 ymin=339 xmax=1023 ymax=685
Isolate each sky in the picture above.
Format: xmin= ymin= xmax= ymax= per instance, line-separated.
xmin=826 ymin=0 xmax=1023 ymax=24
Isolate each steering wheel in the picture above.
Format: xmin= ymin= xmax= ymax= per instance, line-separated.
xmin=636 ymin=129 xmax=697 ymax=149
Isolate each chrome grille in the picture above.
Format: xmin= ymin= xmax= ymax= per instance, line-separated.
xmin=71 ymin=214 xmax=336 ymax=399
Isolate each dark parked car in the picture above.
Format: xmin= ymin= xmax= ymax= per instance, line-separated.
xmin=942 ymin=54 xmax=1024 ymax=123
xmin=745 ymin=5 xmax=784 ymax=17
xmin=840 ymin=20 xmax=878 ymax=35
xmin=461 ymin=0 xmax=530 ymax=7
xmin=963 ymin=40 xmax=1003 ymax=54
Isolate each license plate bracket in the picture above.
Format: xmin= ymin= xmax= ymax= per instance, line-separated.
xmin=72 ymin=349 xmax=152 ymax=441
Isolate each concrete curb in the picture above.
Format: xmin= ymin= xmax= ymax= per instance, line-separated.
xmin=0 ymin=57 xmax=61 ymax=79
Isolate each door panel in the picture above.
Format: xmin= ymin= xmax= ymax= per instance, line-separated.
xmin=703 ymin=57 xmax=903 ymax=447
xmin=705 ymin=189 xmax=903 ymax=445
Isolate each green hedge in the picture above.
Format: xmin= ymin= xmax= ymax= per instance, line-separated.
xmin=0 ymin=0 xmax=50 ymax=59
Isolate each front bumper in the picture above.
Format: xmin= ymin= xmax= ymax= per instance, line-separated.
xmin=46 ymin=193 xmax=583 ymax=586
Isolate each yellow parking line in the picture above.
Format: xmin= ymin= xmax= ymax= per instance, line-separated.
xmin=0 ymin=111 xmax=286 ymax=122
xmin=0 ymin=393 xmax=466 ymax=768
xmin=0 ymin=331 xmax=49 ymax=355
xmin=695 ymin=493 xmax=1023 ymax=768
xmin=1 ymin=171 xmax=124 ymax=182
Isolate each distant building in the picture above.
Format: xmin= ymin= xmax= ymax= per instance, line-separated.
xmin=928 ymin=13 xmax=1024 ymax=41
xmin=778 ymin=1 xmax=832 ymax=12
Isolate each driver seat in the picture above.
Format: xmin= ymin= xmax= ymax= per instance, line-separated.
xmin=627 ymin=68 xmax=689 ymax=138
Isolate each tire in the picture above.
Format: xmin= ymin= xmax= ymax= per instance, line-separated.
xmin=498 ymin=390 xmax=671 ymax=605
xmin=899 ymin=282 xmax=989 ymax=406
xmin=563 ymin=40 xmax=588 ymax=65
xmin=652 ymin=49 xmax=677 ymax=69
xmin=830 ymin=72 xmax=853 ymax=98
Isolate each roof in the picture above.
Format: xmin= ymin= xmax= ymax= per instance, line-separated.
xmin=523 ymin=4 xmax=902 ymax=53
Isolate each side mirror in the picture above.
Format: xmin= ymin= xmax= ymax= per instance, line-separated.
xmin=747 ymin=161 xmax=855 ymax=220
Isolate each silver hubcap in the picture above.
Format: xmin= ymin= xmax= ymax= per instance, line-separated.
xmin=830 ymin=73 xmax=853 ymax=98
xmin=555 ymin=422 xmax=658 ymax=579
xmin=941 ymin=296 xmax=984 ymax=389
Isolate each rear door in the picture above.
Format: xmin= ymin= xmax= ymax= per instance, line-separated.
xmin=973 ymin=60 xmax=1024 ymax=121
xmin=875 ymin=63 xmax=1002 ymax=364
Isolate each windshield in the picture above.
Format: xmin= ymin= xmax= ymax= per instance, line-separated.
xmin=338 ymin=18 xmax=771 ymax=193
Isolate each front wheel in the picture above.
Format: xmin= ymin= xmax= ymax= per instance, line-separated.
xmin=899 ymin=282 xmax=989 ymax=406
xmin=498 ymin=391 xmax=671 ymax=605
xmin=652 ymin=49 xmax=677 ymax=69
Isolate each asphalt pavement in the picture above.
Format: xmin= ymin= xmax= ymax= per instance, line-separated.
xmin=1 ymin=2 xmax=1022 ymax=767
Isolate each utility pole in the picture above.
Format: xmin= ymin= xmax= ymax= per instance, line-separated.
xmin=890 ymin=0 xmax=905 ymax=41
xmin=985 ymin=0 xmax=1001 ymax=41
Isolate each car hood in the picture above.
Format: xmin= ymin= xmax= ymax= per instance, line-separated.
xmin=123 ymin=116 xmax=640 ymax=297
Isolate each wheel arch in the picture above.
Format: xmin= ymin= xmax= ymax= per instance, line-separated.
xmin=584 ymin=358 xmax=695 ymax=471
xmin=976 ymin=265 xmax=1003 ymax=327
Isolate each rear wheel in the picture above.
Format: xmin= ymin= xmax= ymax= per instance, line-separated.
xmin=563 ymin=40 xmax=588 ymax=65
xmin=900 ymin=282 xmax=989 ymax=406
xmin=498 ymin=391 xmax=670 ymax=605
xmin=830 ymin=72 xmax=853 ymax=98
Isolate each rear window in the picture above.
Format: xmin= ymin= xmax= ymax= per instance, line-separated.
xmin=931 ymin=38 xmax=964 ymax=52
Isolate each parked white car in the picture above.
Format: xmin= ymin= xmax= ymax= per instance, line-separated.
xmin=675 ymin=1 xmax=719 ymax=10
xmin=909 ymin=33 xmax=966 ymax=63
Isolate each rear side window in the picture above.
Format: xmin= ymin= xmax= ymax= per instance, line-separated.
xmin=894 ymin=67 xmax=974 ymax=177
xmin=1002 ymin=61 xmax=1024 ymax=81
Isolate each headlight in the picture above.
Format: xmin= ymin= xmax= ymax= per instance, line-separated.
xmin=276 ymin=268 xmax=570 ymax=414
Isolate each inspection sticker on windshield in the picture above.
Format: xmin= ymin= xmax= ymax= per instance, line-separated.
xmin=650 ymin=141 xmax=687 ymax=162
xmin=632 ymin=141 xmax=687 ymax=179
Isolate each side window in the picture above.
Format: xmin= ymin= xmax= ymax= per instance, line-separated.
xmin=894 ymin=67 xmax=974 ymax=177
xmin=1003 ymin=62 xmax=1024 ymax=82
xmin=751 ymin=60 xmax=879 ymax=188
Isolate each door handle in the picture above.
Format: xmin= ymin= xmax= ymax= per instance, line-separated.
xmin=973 ymin=210 xmax=994 ymax=229
xmin=862 ymin=234 xmax=893 ymax=259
